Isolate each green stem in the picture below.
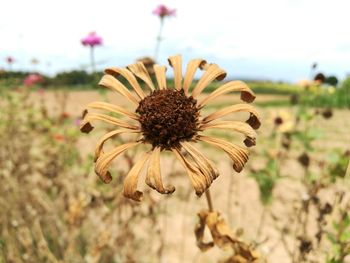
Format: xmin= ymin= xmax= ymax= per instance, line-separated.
xmin=154 ymin=18 xmax=164 ymax=61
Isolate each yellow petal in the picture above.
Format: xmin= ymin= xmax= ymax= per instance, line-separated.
xmin=146 ymin=147 xmax=175 ymax=194
xmin=183 ymin=59 xmax=207 ymax=95
xmin=198 ymin=81 xmax=255 ymax=108
xmin=172 ymin=149 xmax=209 ymax=196
xmin=127 ymin=62 xmax=155 ymax=91
xmin=94 ymin=129 xmax=140 ymax=162
xmin=99 ymin=74 xmax=139 ymax=105
xmin=198 ymin=136 xmax=249 ymax=172
xmin=191 ymin=64 xmax=226 ymax=98
xmin=202 ymin=103 xmax=261 ymax=130
xmin=200 ymin=121 xmax=257 ymax=147
xmin=95 ymin=142 xmax=140 ymax=183
xmin=168 ymin=54 xmax=183 ymax=90
xmin=123 ymin=152 xmax=151 ymax=201
xmin=104 ymin=67 xmax=146 ymax=99
xmin=153 ymin=64 xmax=167 ymax=90
xmin=87 ymin=101 xmax=139 ymax=120
xmin=181 ymin=142 xmax=219 ymax=186
xmin=80 ymin=113 xmax=139 ymax=133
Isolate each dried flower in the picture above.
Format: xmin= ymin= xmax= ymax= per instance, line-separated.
xmin=195 ymin=210 xmax=260 ymax=261
xmin=81 ymin=55 xmax=260 ymax=201
xmin=137 ymin=56 xmax=156 ymax=75
xmin=152 ymin=4 xmax=176 ymax=18
xmin=269 ymin=110 xmax=295 ymax=133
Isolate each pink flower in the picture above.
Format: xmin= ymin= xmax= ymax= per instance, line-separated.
xmin=152 ymin=4 xmax=176 ymax=18
xmin=81 ymin=32 xmax=103 ymax=47
xmin=23 ymin=74 xmax=44 ymax=87
xmin=6 ymin=56 xmax=14 ymax=64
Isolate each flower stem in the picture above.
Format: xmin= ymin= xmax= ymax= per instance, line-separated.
xmin=90 ymin=46 xmax=95 ymax=73
xmin=205 ymin=189 xmax=214 ymax=212
xmin=154 ymin=18 xmax=164 ymax=61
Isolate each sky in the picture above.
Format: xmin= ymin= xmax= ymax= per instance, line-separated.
xmin=1 ymin=0 xmax=350 ymax=82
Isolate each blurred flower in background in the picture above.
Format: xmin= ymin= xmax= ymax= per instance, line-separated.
xmin=81 ymin=32 xmax=103 ymax=73
xmin=269 ymin=110 xmax=296 ymax=133
xmin=152 ymin=4 xmax=176 ymax=60
xmin=23 ymin=73 xmax=44 ymax=87
xmin=6 ymin=56 xmax=14 ymax=70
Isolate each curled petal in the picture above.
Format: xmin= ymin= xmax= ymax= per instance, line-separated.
xmin=99 ymin=75 xmax=139 ymax=105
xmin=104 ymin=67 xmax=146 ymax=99
xmin=168 ymin=54 xmax=183 ymax=90
xmin=172 ymin=149 xmax=210 ymax=196
xmin=80 ymin=113 xmax=139 ymax=133
xmin=181 ymin=142 xmax=219 ymax=186
xmin=153 ymin=64 xmax=167 ymax=90
xmin=202 ymin=104 xmax=261 ymax=130
xmin=191 ymin=64 xmax=227 ymax=98
xmin=146 ymin=147 xmax=175 ymax=194
xmin=183 ymin=59 xmax=207 ymax=95
xmin=200 ymin=121 xmax=257 ymax=147
xmin=94 ymin=129 xmax=140 ymax=162
xmin=198 ymin=81 xmax=256 ymax=108
xmin=198 ymin=136 xmax=249 ymax=172
xmin=127 ymin=62 xmax=155 ymax=91
xmin=123 ymin=152 xmax=151 ymax=201
xmin=95 ymin=142 xmax=140 ymax=183
xmin=87 ymin=101 xmax=139 ymax=120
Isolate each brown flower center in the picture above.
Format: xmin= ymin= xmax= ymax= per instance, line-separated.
xmin=136 ymin=89 xmax=199 ymax=150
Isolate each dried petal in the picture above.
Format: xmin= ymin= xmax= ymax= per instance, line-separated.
xmin=127 ymin=62 xmax=155 ymax=91
xmin=191 ymin=64 xmax=227 ymax=98
xmin=153 ymin=64 xmax=167 ymax=90
xmin=95 ymin=142 xmax=140 ymax=183
xmin=183 ymin=58 xmax=207 ymax=95
xmin=200 ymin=121 xmax=257 ymax=147
xmin=199 ymin=136 xmax=249 ymax=172
xmin=94 ymin=129 xmax=140 ymax=162
xmin=99 ymin=74 xmax=139 ymax=105
xmin=123 ymin=152 xmax=151 ymax=201
xmin=146 ymin=147 xmax=175 ymax=194
xmin=87 ymin=101 xmax=139 ymax=120
xmin=168 ymin=54 xmax=183 ymax=90
xmin=181 ymin=142 xmax=219 ymax=186
xmin=80 ymin=112 xmax=139 ymax=133
xmin=172 ymin=149 xmax=209 ymax=196
xmin=202 ymin=104 xmax=261 ymax=129
xmin=198 ymin=81 xmax=256 ymax=108
xmin=104 ymin=67 xmax=146 ymax=99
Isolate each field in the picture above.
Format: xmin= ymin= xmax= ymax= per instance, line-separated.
xmin=1 ymin=85 xmax=349 ymax=263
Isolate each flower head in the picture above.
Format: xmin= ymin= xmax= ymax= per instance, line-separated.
xmin=6 ymin=56 xmax=14 ymax=64
xmin=81 ymin=32 xmax=103 ymax=47
xmin=23 ymin=73 xmax=44 ymax=87
xmin=269 ymin=109 xmax=295 ymax=133
xmin=152 ymin=4 xmax=176 ymax=18
xmin=81 ymin=55 xmax=260 ymax=201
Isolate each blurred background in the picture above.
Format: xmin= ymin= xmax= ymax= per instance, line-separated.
xmin=1 ymin=1 xmax=349 ymax=263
